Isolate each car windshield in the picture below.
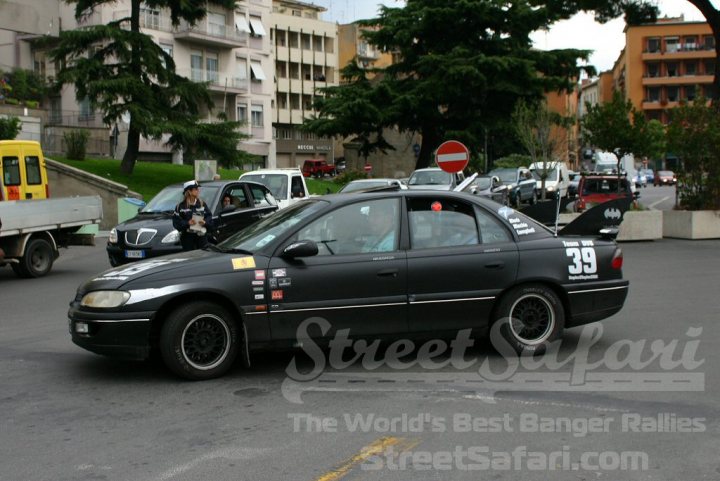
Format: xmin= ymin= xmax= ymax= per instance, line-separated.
xmin=490 ymin=169 xmax=516 ymax=183
xmin=408 ymin=170 xmax=452 ymax=186
xmin=339 ymin=180 xmax=389 ymax=193
xmin=242 ymin=174 xmax=288 ymax=200
xmin=531 ymin=168 xmax=558 ymax=181
xmin=141 ymin=186 xmax=219 ymax=213
xmin=582 ymin=178 xmax=629 ymax=195
xmin=219 ymin=200 xmax=327 ymax=252
xmin=659 ymin=170 xmax=674 ymax=176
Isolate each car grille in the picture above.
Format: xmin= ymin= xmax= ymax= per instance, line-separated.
xmin=123 ymin=228 xmax=157 ymax=247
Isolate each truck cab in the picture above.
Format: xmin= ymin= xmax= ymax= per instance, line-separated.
xmin=239 ymin=168 xmax=308 ymax=210
xmin=0 ymin=140 xmax=49 ymax=201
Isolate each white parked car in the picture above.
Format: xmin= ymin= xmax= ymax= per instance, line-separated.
xmin=239 ymin=168 xmax=309 ymax=210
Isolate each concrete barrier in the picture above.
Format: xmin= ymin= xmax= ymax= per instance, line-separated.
xmin=44 ymin=158 xmax=142 ymax=230
xmin=664 ymin=210 xmax=720 ymax=240
xmin=617 ymin=210 xmax=663 ymax=241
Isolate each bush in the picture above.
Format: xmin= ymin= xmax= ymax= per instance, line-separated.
xmin=333 ymin=170 xmax=368 ymax=185
xmin=4 ymin=98 xmax=19 ymax=105
xmin=63 ymin=130 xmax=91 ymax=160
xmin=493 ymin=154 xmax=533 ymax=169
xmin=666 ymin=98 xmax=720 ymax=210
xmin=0 ymin=116 xmax=21 ymax=140
xmin=24 ymin=100 xmax=39 ymax=109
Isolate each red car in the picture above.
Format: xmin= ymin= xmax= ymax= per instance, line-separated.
xmin=574 ymin=175 xmax=633 ymax=212
xmin=302 ymin=159 xmax=336 ymax=178
xmin=654 ymin=170 xmax=676 ymax=186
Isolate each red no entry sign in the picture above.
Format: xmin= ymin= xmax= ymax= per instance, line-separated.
xmin=435 ymin=140 xmax=469 ymax=173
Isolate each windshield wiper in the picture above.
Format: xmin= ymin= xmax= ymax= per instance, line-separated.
xmin=203 ymin=244 xmax=224 ymax=252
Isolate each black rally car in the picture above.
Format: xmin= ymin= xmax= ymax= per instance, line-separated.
xmin=70 ymin=190 xmax=629 ymax=380
xmin=107 ymin=180 xmax=277 ymax=266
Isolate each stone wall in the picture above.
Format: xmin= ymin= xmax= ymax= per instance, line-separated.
xmin=45 ymin=158 xmax=142 ymax=230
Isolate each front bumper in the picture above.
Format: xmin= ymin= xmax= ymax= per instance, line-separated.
xmin=68 ymin=305 xmax=156 ymax=360
xmin=106 ymin=243 xmax=181 ymax=265
xmin=563 ymin=280 xmax=629 ymax=328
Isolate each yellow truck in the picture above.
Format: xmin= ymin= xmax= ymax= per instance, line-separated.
xmin=0 ymin=140 xmax=102 ymax=277
xmin=0 ymin=140 xmax=50 ymax=201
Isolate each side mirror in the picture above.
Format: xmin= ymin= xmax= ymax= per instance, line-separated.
xmin=281 ymin=240 xmax=319 ymax=258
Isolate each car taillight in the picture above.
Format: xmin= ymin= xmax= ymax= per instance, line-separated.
xmin=611 ymin=248 xmax=623 ymax=270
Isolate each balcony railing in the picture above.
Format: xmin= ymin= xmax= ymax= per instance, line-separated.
xmin=177 ymin=69 xmax=249 ymax=92
xmin=174 ymin=20 xmax=248 ymax=47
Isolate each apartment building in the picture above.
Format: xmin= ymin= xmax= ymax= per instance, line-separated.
xmin=612 ymin=15 xmax=715 ymax=124
xmin=337 ymin=23 xmax=393 ymax=77
xmin=270 ymin=0 xmax=338 ymax=168
xmin=1 ymin=0 xmax=275 ymax=165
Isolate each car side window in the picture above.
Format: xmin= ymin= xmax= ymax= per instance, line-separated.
xmin=297 ymin=198 xmax=400 ymax=255
xmin=475 ymin=208 xmax=512 ymax=244
xmin=291 ymin=176 xmax=306 ymax=198
xmin=3 ymin=157 xmax=20 ymax=186
xmin=408 ymin=198 xmax=479 ymax=249
xmin=223 ymin=187 xmax=249 ymax=209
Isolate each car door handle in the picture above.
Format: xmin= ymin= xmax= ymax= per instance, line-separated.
xmin=484 ymin=261 xmax=505 ymax=269
xmin=377 ymin=268 xmax=399 ymax=278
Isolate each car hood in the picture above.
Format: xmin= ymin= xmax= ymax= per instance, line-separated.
xmin=115 ymin=213 xmax=176 ymax=233
xmin=78 ymin=249 xmax=265 ymax=292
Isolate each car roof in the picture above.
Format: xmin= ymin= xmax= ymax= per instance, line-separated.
xmin=320 ymin=188 xmax=503 ymax=209
xmin=164 ymin=180 xmax=270 ymax=190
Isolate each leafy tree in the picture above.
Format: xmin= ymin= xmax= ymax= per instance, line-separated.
xmin=492 ymin=154 xmax=533 ymax=169
xmin=513 ymin=100 xmax=569 ymax=199
xmin=1 ymin=69 xmax=48 ymax=104
xmin=50 ymin=0 xmax=245 ymax=174
xmin=0 ymin=116 xmax=21 ymax=140
xmin=667 ymin=97 xmax=720 ymax=210
xmin=305 ymin=0 xmax=656 ymax=170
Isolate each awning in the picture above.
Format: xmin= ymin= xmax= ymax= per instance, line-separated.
xmin=235 ymin=17 xmax=251 ymax=33
xmin=249 ymin=18 xmax=266 ymax=36
xmin=250 ymin=62 xmax=266 ymax=80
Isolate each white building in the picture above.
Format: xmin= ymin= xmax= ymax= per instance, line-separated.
xmin=270 ymin=0 xmax=338 ymax=168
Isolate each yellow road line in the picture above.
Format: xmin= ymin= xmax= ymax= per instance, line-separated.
xmin=314 ymin=436 xmax=420 ymax=481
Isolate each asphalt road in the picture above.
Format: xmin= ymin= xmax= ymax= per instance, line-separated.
xmin=1 ymin=239 xmax=719 ymax=480
xmin=636 ymin=184 xmax=677 ymax=211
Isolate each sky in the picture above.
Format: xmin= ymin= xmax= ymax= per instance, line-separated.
xmin=311 ymin=0 xmax=706 ymax=73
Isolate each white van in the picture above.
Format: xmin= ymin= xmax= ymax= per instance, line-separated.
xmin=528 ymin=161 xmax=570 ymax=198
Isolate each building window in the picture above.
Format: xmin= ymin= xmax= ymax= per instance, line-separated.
xmin=647 ymin=86 xmax=660 ymax=102
xmin=277 ymin=93 xmax=288 ymax=110
xmin=684 ymin=36 xmax=698 ymax=51
xmin=646 ymin=62 xmax=659 ymax=78
xmin=251 ymin=104 xmax=264 ymax=127
xmin=704 ymin=35 xmax=715 ymax=50
xmin=288 ymin=32 xmax=299 ymax=48
xmin=705 ymin=59 xmax=716 ymax=75
xmin=289 ymin=62 xmax=299 ymax=79
xmin=33 ymin=51 xmax=46 ymax=76
xmin=290 ymin=93 xmax=300 ymax=110
xmin=250 ymin=60 xmax=266 ymax=81
xmin=324 ymin=36 xmax=334 ymax=54
xmin=303 ymin=94 xmax=313 ymax=110
xmin=302 ymin=63 xmax=311 ymax=80
xmin=276 ymin=30 xmax=286 ymax=47
xmin=140 ymin=7 xmax=160 ymax=29
xmin=191 ymin=50 xmax=203 ymax=81
xmin=249 ymin=17 xmax=266 ymax=36
xmin=301 ymin=33 xmax=311 ymax=50
xmin=208 ymin=12 xmax=226 ymax=37
xmin=665 ymin=37 xmax=679 ymax=53
xmin=313 ymin=35 xmax=323 ymax=52
xmin=79 ymin=97 xmax=93 ymax=119
xmin=276 ymin=60 xmax=287 ymax=78
xmin=684 ymin=61 xmax=697 ymax=76
xmin=291 ymin=9 xmax=301 ymax=17
xmin=666 ymin=62 xmax=678 ymax=77
xmin=237 ymin=103 xmax=247 ymax=123
xmin=236 ymin=56 xmax=247 ymax=80
xmin=666 ymin=86 xmax=679 ymax=102
xmin=685 ymin=85 xmax=696 ymax=101
xmin=206 ymin=52 xmax=219 ymax=83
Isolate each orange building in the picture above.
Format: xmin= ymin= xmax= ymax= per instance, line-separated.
xmin=546 ymin=88 xmax=580 ymax=168
xmin=612 ymin=15 xmax=715 ymax=124
xmin=338 ymin=23 xmax=394 ymax=81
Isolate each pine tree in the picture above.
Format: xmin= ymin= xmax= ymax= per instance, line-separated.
xmin=50 ymin=0 xmax=245 ymax=174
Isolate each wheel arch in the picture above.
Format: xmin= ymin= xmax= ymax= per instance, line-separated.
xmin=149 ymin=291 xmax=247 ymax=348
xmin=1 ymin=231 xmax=58 ymax=259
xmin=491 ymin=279 xmax=572 ymax=323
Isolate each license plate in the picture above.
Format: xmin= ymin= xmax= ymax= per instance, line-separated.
xmin=125 ymin=249 xmax=145 ymax=259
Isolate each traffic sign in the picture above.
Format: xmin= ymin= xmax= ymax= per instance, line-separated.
xmin=435 ymin=140 xmax=469 ymax=173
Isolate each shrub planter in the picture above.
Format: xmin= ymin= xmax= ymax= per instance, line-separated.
xmin=616 ymin=210 xmax=663 ymax=242
xmin=663 ymin=210 xmax=720 ymax=240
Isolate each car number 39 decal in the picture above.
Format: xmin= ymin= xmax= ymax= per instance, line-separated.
xmin=566 ymin=247 xmax=597 ymax=275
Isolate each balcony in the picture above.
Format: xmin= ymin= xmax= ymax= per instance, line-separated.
xmin=174 ymin=20 xmax=248 ymax=48
xmin=641 ymin=47 xmax=715 ymax=61
xmin=177 ymin=69 xmax=249 ymax=94
xmin=642 ymin=74 xmax=713 ymax=86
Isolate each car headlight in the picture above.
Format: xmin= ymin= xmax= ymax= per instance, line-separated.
xmin=161 ymin=230 xmax=180 ymax=244
xmin=81 ymin=291 xmax=130 ymax=308
xmin=109 ymin=228 xmax=118 ymax=244
xmin=546 ymin=186 xmax=555 ymax=192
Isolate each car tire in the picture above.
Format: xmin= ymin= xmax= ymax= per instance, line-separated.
xmin=15 ymin=238 xmax=54 ymax=278
xmin=160 ymin=301 xmax=239 ymax=380
xmin=491 ymin=284 xmax=565 ymax=355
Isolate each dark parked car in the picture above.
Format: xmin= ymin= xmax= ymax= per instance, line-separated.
xmin=71 ymin=191 xmax=629 ymax=380
xmin=106 ymin=180 xmax=278 ymax=266
xmin=407 ymin=167 xmax=465 ymax=190
xmin=489 ymin=167 xmax=537 ymax=206
xmin=574 ymin=174 xmax=634 ymax=212
xmin=654 ymin=170 xmax=676 ymax=186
